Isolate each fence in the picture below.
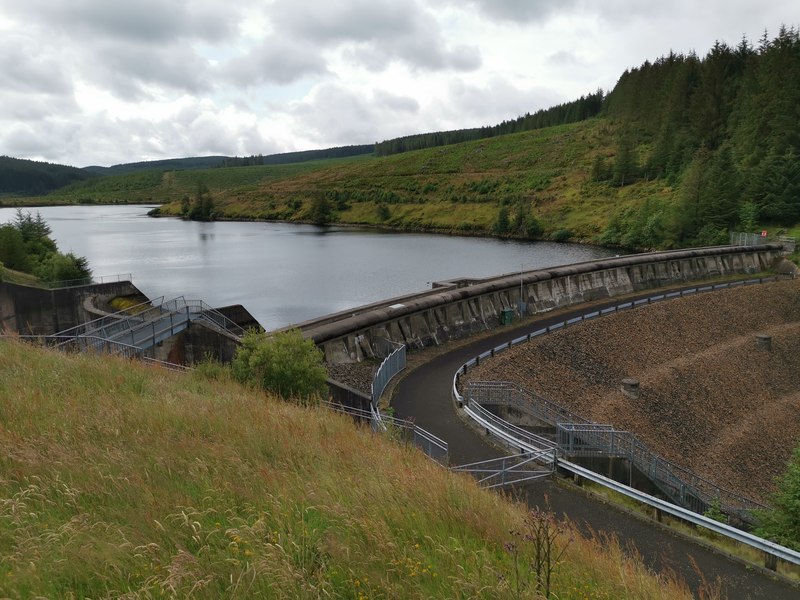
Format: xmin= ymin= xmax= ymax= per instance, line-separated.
xmin=556 ymin=424 xmax=765 ymax=521
xmin=451 ymin=451 xmax=557 ymax=488
xmin=450 ymin=277 xmax=800 ymax=556
xmin=467 ymin=380 xmax=764 ymax=522
xmin=730 ymin=231 xmax=797 ymax=251
xmin=372 ymin=341 xmax=407 ymax=408
xmin=322 ymin=400 xmax=448 ymax=464
xmin=46 ymin=273 xmax=133 ymax=289
xmin=49 ymin=295 xmax=246 ymax=357
xmin=729 ymin=231 xmax=770 ymax=247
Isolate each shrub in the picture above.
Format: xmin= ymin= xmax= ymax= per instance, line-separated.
xmin=550 ymin=229 xmax=573 ymax=243
xmin=756 ymin=445 xmax=800 ymax=550
xmin=231 ymin=329 xmax=327 ymax=403
xmin=34 ymin=252 xmax=91 ymax=284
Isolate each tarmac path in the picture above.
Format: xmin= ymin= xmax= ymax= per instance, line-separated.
xmin=390 ymin=294 xmax=799 ymax=599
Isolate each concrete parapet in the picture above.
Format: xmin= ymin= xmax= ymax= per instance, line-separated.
xmin=298 ymin=245 xmax=783 ymax=363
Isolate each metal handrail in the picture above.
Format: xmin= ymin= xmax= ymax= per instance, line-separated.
xmin=322 ymin=400 xmax=448 ymax=463
xmin=451 ymin=276 xmax=798 ymax=567
xmin=452 ymin=452 xmax=556 ymax=488
xmin=53 ymin=296 xmax=165 ymax=338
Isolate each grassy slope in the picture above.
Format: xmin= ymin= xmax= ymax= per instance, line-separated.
xmin=7 ymin=119 xmax=674 ymax=243
xmin=0 ymin=266 xmax=43 ymax=287
xmin=0 ymin=341 xmax=692 ymax=599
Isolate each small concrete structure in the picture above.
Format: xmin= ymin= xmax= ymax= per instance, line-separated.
xmin=621 ymin=378 xmax=641 ymax=400
xmin=756 ymin=334 xmax=772 ymax=351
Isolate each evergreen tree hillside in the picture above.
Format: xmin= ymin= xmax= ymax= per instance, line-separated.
xmin=600 ymin=27 xmax=800 ymax=246
xmin=0 ymin=156 xmax=94 ymax=196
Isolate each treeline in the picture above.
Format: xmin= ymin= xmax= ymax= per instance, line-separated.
xmin=0 ymin=156 xmax=94 ymax=197
xmin=374 ymin=90 xmax=604 ymax=157
xmin=221 ymin=144 xmax=374 ymax=168
xmin=84 ymin=156 xmax=228 ymax=176
xmin=597 ymin=26 xmax=800 ymax=248
xmin=0 ymin=210 xmax=92 ymax=283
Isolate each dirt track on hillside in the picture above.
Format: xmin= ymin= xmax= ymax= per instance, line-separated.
xmin=464 ymin=279 xmax=800 ymax=504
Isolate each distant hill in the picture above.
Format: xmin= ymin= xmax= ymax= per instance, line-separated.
xmin=7 ymin=29 xmax=800 ymax=253
xmin=80 ymin=144 xmax=376 ymax=176
xmin=221 ymin=144 xmax=375 ymax=167
xmin=0 ymin=156 xmax=95 ymax=197
xmin=83 ymin=156 xmax=228 ymax=175
xmin=374 ymin=91 xmax=604 ymax=156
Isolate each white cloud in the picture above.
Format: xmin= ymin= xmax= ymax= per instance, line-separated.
xmin=223 ymin=36 xmax=329 ymax=86
xmin=0 ymin=0 xmax=796 ymax=166
xmin=288 ymin=83 xmax=421 ymax=146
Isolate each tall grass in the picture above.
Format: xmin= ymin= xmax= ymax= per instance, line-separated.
xmin=0 ymin=340 xmax=695 ymax=598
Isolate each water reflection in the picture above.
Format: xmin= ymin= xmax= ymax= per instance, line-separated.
xmin=0 ymin=205 xmax=616 ymax=329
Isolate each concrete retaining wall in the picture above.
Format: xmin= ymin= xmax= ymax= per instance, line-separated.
xmin=0 ymin=280 xmax=142 ymax=334
xmin=304 ymin=245 xmax=782 ymax=363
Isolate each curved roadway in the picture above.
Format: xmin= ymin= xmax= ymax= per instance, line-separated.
xmin=390 ymin=292 xmax=798 ymax=600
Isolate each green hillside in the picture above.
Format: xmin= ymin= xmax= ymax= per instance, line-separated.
xmin=8 ymin=29 xmax=800 ymax=250
xmin=0 ymin=156 xmax=94 ymax=197
xmin=0 ymin=341 xmax=693 ymax=598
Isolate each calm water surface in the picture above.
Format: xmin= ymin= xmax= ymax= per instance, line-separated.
xmin=1 ymin=205 xmax=615 ymax=329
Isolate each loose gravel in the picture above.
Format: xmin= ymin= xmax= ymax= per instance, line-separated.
xmin=463 ymin=279 xmax=800 ymax=504
xmin=327 ymin=361 xmax=377 ymax=395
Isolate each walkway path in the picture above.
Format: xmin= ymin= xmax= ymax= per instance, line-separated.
xmin=390 ymin=291 xmax=798 ymax=600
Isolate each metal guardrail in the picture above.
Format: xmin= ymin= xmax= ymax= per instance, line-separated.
xmin=45 ymin=273 xmax=133 ymax=289
xmin=466 ymin=381 xmax=764 ymax=522
xmin=564 ymin=461 xmax=800 ymax=567
xmin=458 ymin=375 xmax=800 ymax=568
xmin=322 ymin=400 xmax=448 ymax=464
xmin=452 ymin=452 xmax=556 ymax=488
xmin=730 ymin=232 xmax=770 ymax=247
xmin=372 ymin=342 xmax=406 ymax=407
xmin=451 ymin=275 xmax=800 ymax=568
xmin=50 ymin=295 xmax=246 ymax=358
xmin=556 ymin=423 xmax=765 ymax=520
xmin=466 ymin=399 xmax=559 ymax=454
xmin=11 ymin=334 xmax=143 ymax=358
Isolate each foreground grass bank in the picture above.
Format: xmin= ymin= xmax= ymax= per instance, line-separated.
xmin=0 ymin=341 xmax=695 ymax=598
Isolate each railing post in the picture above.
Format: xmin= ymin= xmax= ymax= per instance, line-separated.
xmin=764 ymin=552 xmax=778 ymax=571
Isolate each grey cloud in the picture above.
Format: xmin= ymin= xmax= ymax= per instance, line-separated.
xmin=449 ymin=0 xmax=578 ymax=24
xmin=270 ymin=0 xmax=481 ymax=73
xmin=1 ymin=0 xmax=241 ymax=43
xmin=271 ymin=0 xmax=419 ymax=43
xmin=87 ymin=41 xmax=213 ymax=99
xmin=223 ymin=37 xmax=329 ymax=86
xmin=346 ymin=39 xmax=481 ymax=73
xmin=547 ymin=50 xmax=583 ymax=67
xmin=0 ymin=106 xmax=280 ymax=167
xmin=0 ymin=91 xmax=79 ymax=121
xmin=0 ymin=34 xmax=74 ymax=95
xmin=290 ymin=84 xmax=421 ymax=145
xmin=443 ymin=78 xmax=563 ymax=123
xmin=372 ymin=90 xmax=420 ymax=113
xmin=0 ymin=34 xmax=79 ymax=123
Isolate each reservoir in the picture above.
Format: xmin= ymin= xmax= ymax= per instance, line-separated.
xmin=0 ymin=205 xmax=616 ymax=329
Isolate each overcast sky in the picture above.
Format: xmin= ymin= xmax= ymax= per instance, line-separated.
xmin=0 ymin=1 xmax=796 ymax=167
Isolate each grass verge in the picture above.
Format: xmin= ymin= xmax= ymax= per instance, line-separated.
xmin=0 ymin=340 xmax=697 ymax=598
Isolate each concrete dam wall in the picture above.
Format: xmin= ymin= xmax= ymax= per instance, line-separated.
xmin=302 ymin=245 xmax=783 ymax=363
